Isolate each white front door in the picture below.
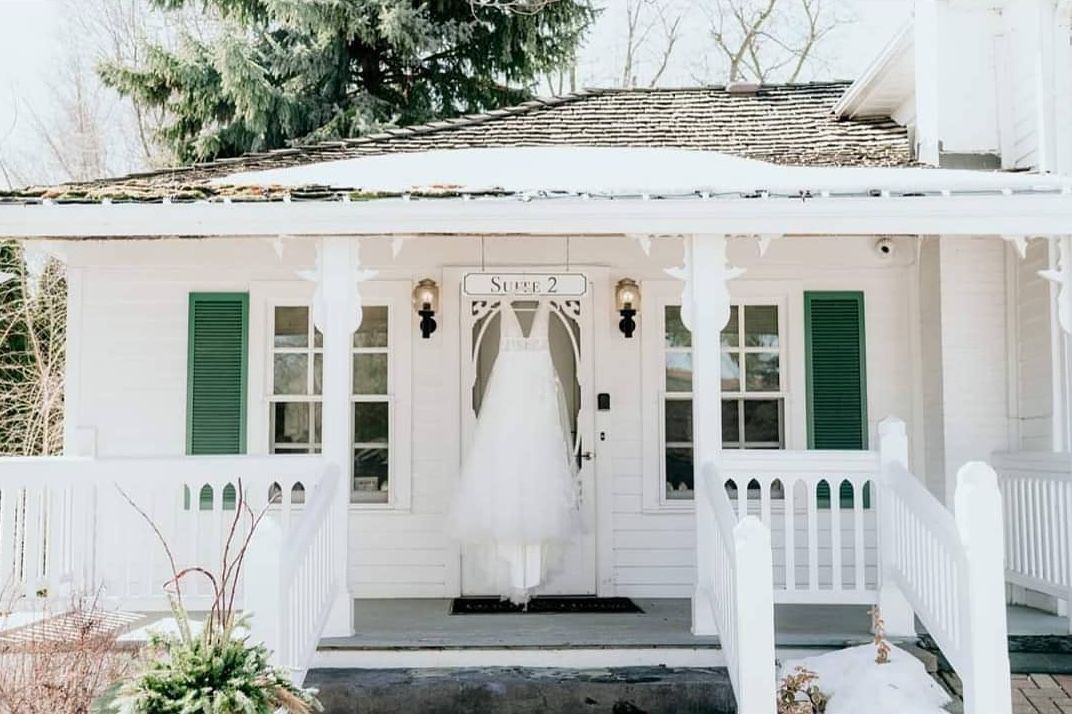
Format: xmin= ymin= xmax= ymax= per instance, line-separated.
xmin=457 ymin=274 xmax=597 ymax=595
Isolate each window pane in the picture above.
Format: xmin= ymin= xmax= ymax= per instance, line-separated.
xmin=353 ymin=448 xmax=389 ymax=503
xmin=744 ymin=305 xmax=779 ymax=347
xmin=721 ymin=352 xmax=740 ymax=392
xmin=665 ymin=353 xmax=692 ymax=392
xmin=313 ymin=403 xmax=322 ymax=449
xmin=743 ymin=399 xmax=782 ymax=444
xmin=664 ymin=306 xmax=691 ymax=348
xmin=664 ymin=399 xmax=692 ymax=443
xmin=355 ymin=306 xmax=389 ymax=348
xmin=353 ymin=354 xmax=388 ymax=394
xmin=314 ymin=326 xmax=323 ymax=348
xmin=745 ymin=353 xmax=780 ymax=391
xmin=273 ymin=353 xmax=308 ymax=395
xmin=354 ymin=402 xmax=389 ymax=444
xmin=314 ymin=353 xmax=323 ymax=395
xmin=665 ymin=447 xmax=693 ymax=499
xmin=274 ymin=307 xmax=309 ymax=348
xmin=722 ymin=399 xmax=740 ymax=445
xmin=272 ymin=402 xmax=310 ymax=445
xmin=722 ymin=305 xmax=739 ymax=347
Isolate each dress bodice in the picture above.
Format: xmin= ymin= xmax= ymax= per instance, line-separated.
xmin=500 ymin=301 xmax=550 ymax=352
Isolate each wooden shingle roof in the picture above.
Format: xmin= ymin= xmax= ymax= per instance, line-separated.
xmin=4 ymin=82 xmax=912 ymax=204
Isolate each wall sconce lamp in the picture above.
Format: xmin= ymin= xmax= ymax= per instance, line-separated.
xmin=615 ymin=278 xmax=640 ymax=338
xmin=413 ymin=279 xmax=439 ymax=339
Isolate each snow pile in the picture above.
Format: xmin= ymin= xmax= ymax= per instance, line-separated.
xmin=213 ymin=146 xmax=1072 ymax=197
xmin=780 ymin=644 xmax=952 ymax=714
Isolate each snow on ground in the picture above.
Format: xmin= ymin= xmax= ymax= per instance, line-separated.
xmin=214 ymin=146 xmax=1072 ymax=197
xmin=780 ymin=644 xmax=952 ymax=714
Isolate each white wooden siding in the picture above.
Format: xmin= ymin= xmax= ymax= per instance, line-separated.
xmin=64 ymin=235 xmax=927 ymax=599
xmin=1012 ymin=239 xmax=1055 ymax=452
xmin=933 ymin=238 xmax=1011 ymax=505
xmin=1001 ymin=2 xmax=1045 ymax=170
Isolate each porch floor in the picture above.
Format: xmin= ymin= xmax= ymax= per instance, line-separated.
xmin=320 ymin=599 xmax=877 ymax=650
xmin=1007 ymin=605 xmax=1069 ymax=636
xmin=315 ymin=599 xmax=1070 ymax=650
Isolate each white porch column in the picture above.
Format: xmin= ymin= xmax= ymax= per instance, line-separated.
xmin=689 ymin=234 xmax=739 ymax=635
xmin=1040 ymin=236 xmax=1072 ymax=452
xmin=317 ymin=236 xmax=358 ymax=637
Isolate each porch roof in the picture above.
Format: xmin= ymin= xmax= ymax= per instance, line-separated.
xmin=2 ymin=146 xmax=1070 ymax=239
xmin=0 ymin=82 xmax=912 ymax=208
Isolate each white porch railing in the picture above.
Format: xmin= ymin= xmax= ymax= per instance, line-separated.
xmin=992 ymin=451 xmax=1072 ymax=614
xmin=246 ymin=466 xmax=342 ymax=683
xmin=719 ymin=449 xmax=879 ymax=604
xmin=697 ymin=461 xmax=776 ymax=714
xmin=0 ymin=454 xmax=325 ymax=611
xmin=882 ymin=455 xmax=1011 ymax=714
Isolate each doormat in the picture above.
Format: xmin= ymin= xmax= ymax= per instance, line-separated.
xmin=450 ymin=596 xmax=644 ymax=615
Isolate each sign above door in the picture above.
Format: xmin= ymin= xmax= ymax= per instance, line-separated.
xmin=463 ymin=273 xmax=588 ymax=297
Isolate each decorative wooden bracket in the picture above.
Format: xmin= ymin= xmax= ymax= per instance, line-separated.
xmin=299 ymin=237 xmax=378 ymax=335
xmin=665 ymin=234 xmax=745 ymax=333
xmin=1040 ymin=236 xmax=1072 ymax=335
xmin=1002 ymin=235 xmax=1028 ymax=259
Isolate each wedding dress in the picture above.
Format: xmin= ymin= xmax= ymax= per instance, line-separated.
xmin=447 ymin=300 xmax=579 ymax=603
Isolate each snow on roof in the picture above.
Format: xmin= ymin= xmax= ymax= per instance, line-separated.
xmin=214 ymin=146 xmax=1072 ymax=197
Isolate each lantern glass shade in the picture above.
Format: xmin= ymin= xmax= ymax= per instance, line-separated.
xmin=615 ymin=279 xmax=640 ymax=311
xmin=413 ymin=279 xmax=439 ymax=312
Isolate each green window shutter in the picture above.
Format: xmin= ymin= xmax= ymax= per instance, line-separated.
xmin=186 ymin=293 xmax=249 ymax=455
xmin=805 ymin=292 xmax=867 ymax=508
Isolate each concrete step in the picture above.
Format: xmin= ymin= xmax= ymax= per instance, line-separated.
xmin=304 ymin=666 xmax=738 ymax=714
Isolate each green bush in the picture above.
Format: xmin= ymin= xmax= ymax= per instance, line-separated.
xmin=98 ymin=622 xmax=319 ymax=714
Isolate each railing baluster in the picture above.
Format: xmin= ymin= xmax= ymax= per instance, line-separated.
xmin=854 ymin=478 xmax=865 ymax=591
xmin=807 ymin=481 xmax=819 ymax=591
xmin=784 ymin=479 xmax=796 ymax=592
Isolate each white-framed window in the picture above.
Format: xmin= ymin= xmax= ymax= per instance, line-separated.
xmin=269 ymin=306 xmax=323 ymax=457
xmin=642 ymin=282 xmax=789 ymax=509
xmin=250 ymin=281 xmax=412 ymax=510
xmin=351 ymin=306 xmax=391 ymax=504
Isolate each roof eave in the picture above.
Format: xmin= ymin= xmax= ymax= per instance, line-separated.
xmin=834 ymin=23 xmax=915 ymax=119
xmin=2 ymin=193 xmax=1070 ymax=239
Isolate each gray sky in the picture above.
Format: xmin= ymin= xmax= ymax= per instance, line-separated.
xmin=0 ymin=0 xmax=912 ymax=184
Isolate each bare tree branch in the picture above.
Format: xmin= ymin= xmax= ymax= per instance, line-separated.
xmin=702 ymin=0 xmax=843 ymax=84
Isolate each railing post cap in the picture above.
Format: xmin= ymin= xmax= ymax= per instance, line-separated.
xmin=955 ymin=460 xmax=999 ymax=491
xmin=877 ymin=416 xmax=907 ymax=438
xmin=734 ymin=514 xmax=772 ymax=546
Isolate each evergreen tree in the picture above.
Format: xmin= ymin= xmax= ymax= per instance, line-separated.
xmin=100 ymin=0 xmax=596 ymax=163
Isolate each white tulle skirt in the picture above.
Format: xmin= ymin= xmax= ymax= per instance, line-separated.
xmin=447 ymin=346 xmax=579 ymax=602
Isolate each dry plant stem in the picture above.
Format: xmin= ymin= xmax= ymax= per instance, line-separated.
xmin=0 ymin=595 xmax=133 ymax=714
xmin=121 ymin=479 xmax=278 ymax=641
xmin=0 ymin=243 xmax=66 ymax=457
xmin=116 ymin=485 xmax=188 ymax=636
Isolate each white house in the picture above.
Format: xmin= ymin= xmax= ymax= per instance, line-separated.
xmin=2 ymin=3 xmax=1072 ymax=713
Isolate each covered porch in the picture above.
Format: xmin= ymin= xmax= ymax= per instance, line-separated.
xmin=2 ymin=148 xmax=1072 ymax=714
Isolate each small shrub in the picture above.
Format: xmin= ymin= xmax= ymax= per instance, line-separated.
xmin=96 ymin=481 xmax=319 ymax=714
xmin=777 ymin=666 xmax=828 ymax=714
xmin=0 ymin=596 xmax=132 ymax=714
xmin=102 ymin=626 xmax=315 ymax=714
xmin=869 ymin=606 xmax=890 ymax=665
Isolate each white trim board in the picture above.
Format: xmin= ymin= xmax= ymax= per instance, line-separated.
xmin=311 ymin=646 xmax=726 ymax=669
xmin=5 ymin=194 xmax=1072 ymax=238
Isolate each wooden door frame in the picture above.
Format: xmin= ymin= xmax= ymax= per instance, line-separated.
xmin=443 ymin=265 xmax=613 ymax=597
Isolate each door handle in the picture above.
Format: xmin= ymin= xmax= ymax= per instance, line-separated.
xmin=576 ymin=451 xmax=593 ymax=469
